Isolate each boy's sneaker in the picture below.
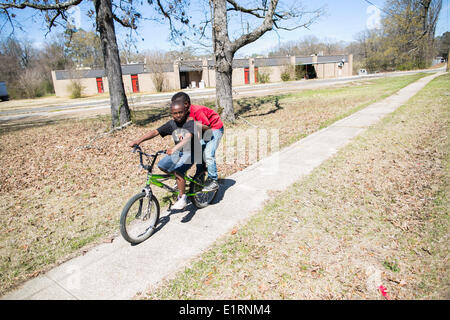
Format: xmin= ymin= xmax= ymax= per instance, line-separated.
xmin=171 ymin=195 xmax=188 ymax=210
xmin=202 ymin=179 xmax=219 ymax=192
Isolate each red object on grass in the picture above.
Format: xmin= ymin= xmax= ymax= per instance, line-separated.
xmin=378 ymin=285 xmax=390 ymax=300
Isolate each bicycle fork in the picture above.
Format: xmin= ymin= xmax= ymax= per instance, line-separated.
xmin=136 ymin=185 xmax=153 ymax=221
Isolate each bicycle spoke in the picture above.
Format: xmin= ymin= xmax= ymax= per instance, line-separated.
xmin=136 ymin=225 xmax=155 ymax=238
xmin=189 ymin=172 xmax=217 ymax=208
xmin=143 ymin=200 xmax=153 ymax=220
xmin=135 ymin=199 xmax=143 ymax=219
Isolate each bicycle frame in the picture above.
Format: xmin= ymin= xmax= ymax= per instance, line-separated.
xmin=132 ymin=145 xmax=204 ymax=197
xmin=120 ymin=146 xmax=216 ymax=245
xmin=146 ymin=173 xmax=202 ymax=197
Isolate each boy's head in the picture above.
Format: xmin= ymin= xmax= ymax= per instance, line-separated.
xmin=170 ymin=101 xmax=188 ymax=124
xmin=171 ymin=92 xmax=191 ymax=112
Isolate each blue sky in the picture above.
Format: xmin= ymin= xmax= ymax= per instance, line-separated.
xmin=3 ymin=0 xmax=449 ymax=57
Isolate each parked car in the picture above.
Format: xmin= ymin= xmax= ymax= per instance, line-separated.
xmin=358 ymin=69 xmax=368 ymax=76
xmin=0 ymin=81 xmax=8 ymax=101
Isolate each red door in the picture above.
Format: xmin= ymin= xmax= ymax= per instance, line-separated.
xmin=131 ymin=74 xmax=140 ymax=93
xmin=244 ymin=68 xmax=250 ymax=84
xmin=254 ymin=67 xmax=259 ymax=83
xmin=96 ymin=77 xmax=104 ymax=93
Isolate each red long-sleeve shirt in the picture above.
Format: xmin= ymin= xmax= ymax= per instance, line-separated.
xmin=189 ymin=104 xmax=224 ymax=130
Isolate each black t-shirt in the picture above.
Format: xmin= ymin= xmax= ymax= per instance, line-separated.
xmin=157 ymin=119 xmax=196 ymax=150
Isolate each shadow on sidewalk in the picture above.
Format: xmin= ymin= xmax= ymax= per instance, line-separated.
xmin=150 ymin=178 xmax=236 ymax=237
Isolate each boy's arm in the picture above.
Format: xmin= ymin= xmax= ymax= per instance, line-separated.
xmin=195 ymin=111 xmax=212 ymax=131
xmin=167 ymin=133 xmax=192 ymax=155
xmin=128 ymin=129 xmax=160 ymax=147
xmin=201 ymin=124 xmax=211 ymax=131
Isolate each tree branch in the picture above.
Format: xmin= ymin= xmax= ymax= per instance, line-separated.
xmin=1 ymin=8 xmax=16 ymax=34
xmin=112 ymin=14 xmax=137 ymax=29
xmin=230 ymin=0 xmax=278 ymax=53
xmin=227 ymin=0 xmax=323 ymax=53
xmin=0 ymin=0 xmax=83 ymax=11
xmin=154 ymin=0 xmax=184 ymax=41
xmin=44 ymin=10 xmax=63 ymax=36
xmin=226 ymin=0 xmax=266 ymax=18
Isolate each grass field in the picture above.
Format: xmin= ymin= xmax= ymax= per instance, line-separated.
xmin=0 ymin=73 xmax=433 ymax=295
xmin=140 ymin=73 xmax=449 ymax=300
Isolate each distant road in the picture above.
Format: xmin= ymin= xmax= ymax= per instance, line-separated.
xmin=0 ymin=67 xmax=443 ymax=129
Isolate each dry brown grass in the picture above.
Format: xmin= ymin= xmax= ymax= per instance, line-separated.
xmin=141 ymin=74 xmax=449 ymax=300
xmin=0 ymin=73 xmax=430 ymax=295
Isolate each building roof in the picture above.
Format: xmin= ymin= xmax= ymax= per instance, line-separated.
xmin=255 ymin=57 xmax=290 ymax=67
xmin=54 ymin=63 xmax=146 ymax=80
xmin=317 ymin=55 xmax=347 ymax=64
xmin=179 ymin=60 xmax=203 ymax=72
xmin=53 ymin=55 xmax=351 ymax=80
xmin=146 ymin=63 xmax=174 ymax=73
xmin=295 ymin=56 xmax=314 ymax=64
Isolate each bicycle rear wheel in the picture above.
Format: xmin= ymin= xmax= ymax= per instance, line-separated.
xmin=120 ymin=192 xmax=160 ymax=244
xmin=188 ymin=172 xmax=218 ymax=209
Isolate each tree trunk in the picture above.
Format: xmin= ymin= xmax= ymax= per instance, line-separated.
xmin=210 ymin=0 xmax=279 ymax=123
xmin=215 ymin=57 xmax=234 ymax=122
xmin=212 ymin=0 xmax=235 ymax=123
xmin=94 ymin=0 xmax=131 ymax=128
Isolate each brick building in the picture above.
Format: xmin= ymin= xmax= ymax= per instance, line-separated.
xmin=51 ymin=54 xmax=353 ymax=97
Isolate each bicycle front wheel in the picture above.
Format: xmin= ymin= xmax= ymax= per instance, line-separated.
xmin=120 ymin=192 xmax=160 ymax=244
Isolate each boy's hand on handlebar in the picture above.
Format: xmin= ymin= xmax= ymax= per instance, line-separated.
xmin=128 ymin=140 xmax=140 ymax=148
xmin=166 ymin=148 xmax=175 ymax=155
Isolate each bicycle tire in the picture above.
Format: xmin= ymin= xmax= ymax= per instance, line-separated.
xmin=188 ymin=173 xmax=218 ymax=209
xmin=120 ymin=192 xmax=160 ymax=244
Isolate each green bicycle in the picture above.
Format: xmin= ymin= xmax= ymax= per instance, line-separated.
xmin=120 ymin=145 xmax=218 ymax=244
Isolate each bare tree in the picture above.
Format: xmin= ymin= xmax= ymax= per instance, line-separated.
xmin=352 ymin=0 xmax=443 ymax=71
xmin=157 ymin=0 xmax=324 ymax=122
xmin=382 ymin=0 xmax=442 ymax=68
xmin=0 ymin=34 xmax=74 ymax=98
xmin=145 ymin=50 xmax=169 ymax=92
xmin=64 ymin=28 xmax=104 ymax=68
xmin=211 ymin=0 xmax=324 ymax=122
xmin=418 ymin=0 xmax=442 ymax=64
xmin=268 ymin=35 xmax=347 ymax=57
xmin=0 ymin=37 xmax=44 ymax=98
xmin=0 ymin=0 xmax=138 ymax=127
xmin=94 ymin=0 xmax=131 ymax=127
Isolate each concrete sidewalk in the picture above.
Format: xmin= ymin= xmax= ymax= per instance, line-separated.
xmin=2 ymin=72 xmax=444 ymax=300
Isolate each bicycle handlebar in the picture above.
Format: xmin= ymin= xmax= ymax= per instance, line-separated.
xmin=132 ymin=144 xmax=141 ymax=153
xmin=131 ymin=145 xmax=166 ymax=171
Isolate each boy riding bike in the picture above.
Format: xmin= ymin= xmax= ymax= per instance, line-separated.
xmin=171 ymin=92 xmax=224 ymax=192
xmin=128 ymin=101 xmax=200 ymax=210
